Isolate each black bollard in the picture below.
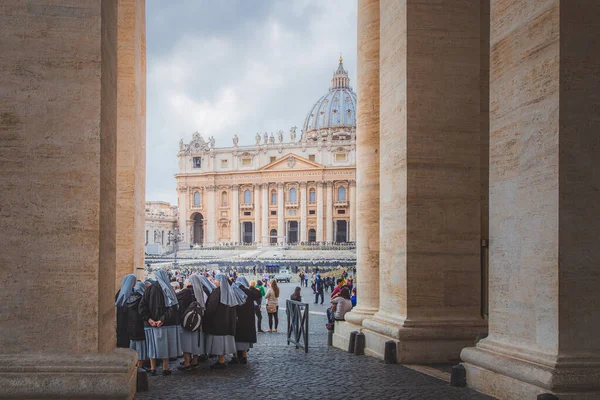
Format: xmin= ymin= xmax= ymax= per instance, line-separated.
xmin=384 ymin=340 xmax=397 ymax=364
xmin=327 ymin=329 xmax=333 ymax=346
xmin=537 ymin=394 xmax=559 ymax=400
xmin=136 ymin=368 xmax=149 ymax=392
xmin=354 ymin=332 xmax=365 ymax=355
xmin=348 ymin=331 xmax=358 ymax=353
xmin=450 ymin=364 xmax=467 ymax=387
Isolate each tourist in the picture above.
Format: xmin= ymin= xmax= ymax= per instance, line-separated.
xmin=264 ymin=279 xmax=280 ymax=332
xmin=127 ymin=281 xmax=147 ymax=369
xmin=331 ymin=278 xmax=344 ymax=299
xmin=304 ymin=272 xmax=309 ymax=288
xmin=115 ymin=274 xmax=137 ymax=349
xmin=177 ymin=275 xmax=206 ymax=371
xmin=299 ymin=271 xmax=305 ymax=287
xmin=230 ymin=276 xmax=260 ymax=364
xmin=139 ymin=269 xmax=182 ymax=376
xmin=351 ymin=287 xmax=357 ymax=308
xmin=290 ymin=286 xmax=302 ymax=302
xmin=314 ymin=273 xmax=324 ymax=305
xmin=327 ymin=287 xmax=353 ymax=329
xmin=253 ymin=280 xmax=265 ymax=333
xmin=203 ymin=274 xmax=243 ymax=369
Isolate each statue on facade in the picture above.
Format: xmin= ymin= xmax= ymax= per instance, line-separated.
xmin=327 ymin=129 xmax=333 ymax=143
xmin=290 ymin=126 xmax=297 ymax=142
xmin=269 ymin=133 xmax=275 ymax=144
xmin=209 ymin=136 xmax=215 ymax=148
xmin=263 ymin=132 xmax=269 ymax=145
xmin=277 ymin=130 xmax=284 ymax=143
xmin=233 ymin=134 xmax=239 ymax=146
xmin=255 ymin=132 xmax=261 ymax=145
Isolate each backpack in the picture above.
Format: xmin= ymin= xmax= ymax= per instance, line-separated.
xmin=181 ymin=301 xmax=203 ymax=332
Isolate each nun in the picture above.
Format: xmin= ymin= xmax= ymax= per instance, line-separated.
xmin=203 ymin=273 xmax=245 ymax=369
xmin=229 ymin=276 xmax=260 ymax=364
xmin=139 ymin=269 xmax=182 ymax=376
xmin=115 ymin=274 xmax=137 ymax=348
xmin=126 ymin=281 xmax=147 ymax=368
xmin=178 ymin=275 xmax=207 ymax=371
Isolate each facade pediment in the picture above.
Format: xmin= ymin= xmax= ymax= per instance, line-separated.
xmin=259 ymin=154 xmax=324 ymax=171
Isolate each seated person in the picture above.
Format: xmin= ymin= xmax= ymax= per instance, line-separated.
xmin=330 ymin=278 xmax=345 ymax=299
xmin=351 ymin=287 xmax=357 ymax=308
xmin=326 ymin=287 xmax=352 ymax=329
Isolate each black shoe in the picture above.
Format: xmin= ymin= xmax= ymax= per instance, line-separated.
xmin=258 ymin=329 xmax=265 ymax=333
xmin=177 ymin=364 xmax=191 ymax=371
xmin=162 ymin=370 xmax=171 ymax=376
xmin=149 ymin=370 xmax=157 ymax=376
xmin=210 ymin=362 xmax=227 ymax=370
xmin=240 ymin=358 xmax=248 ymax=364
xmin=198 ymin=354 xmax=208 ymax=362
xmin=228 ymin=358 xmax=240 ymax=365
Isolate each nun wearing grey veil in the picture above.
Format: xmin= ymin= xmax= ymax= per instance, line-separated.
xmin=178 ymin=274 xmax=207 ymax=370
xmin=229 ymin=276 xmax=261 ymax=364
xmin=203 ymin=273 xmax=244 ymax=369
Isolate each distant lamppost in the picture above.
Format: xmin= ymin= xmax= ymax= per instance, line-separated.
xmin=168 ymin=227 xmax=185 ymax=268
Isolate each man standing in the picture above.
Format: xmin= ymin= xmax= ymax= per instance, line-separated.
xmin=299 ymin=271 xmax=305 ymax=287
xmin=251 ymin=280 xmax=265 ymax=333
xmin=314 ymin=273 xmax=324 ymax=305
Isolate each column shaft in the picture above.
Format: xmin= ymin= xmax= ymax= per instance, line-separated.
xmin=232 ymin=185 xmax=240 ymax=243
xmin=178 ymin=188 xmax=188 ymax=246
xmin=254 ymin=184 xmax=261 ymax=243
xmin=316 ymin=182 xmax=324 ymax=241
xmin=277 ymin=183 xmax=284 ymax=244
xmin=261 ymin=184 xmax=269 ymax=246
xmin=206 ymin=186 xmax=216 ymax=245
xmin=348 ymin=180 xmax=356 ymax=242
xmin=300 ymin=183 xmax=308 ymax=242
xmin=325 ymin=181 xmax=333 ymax=242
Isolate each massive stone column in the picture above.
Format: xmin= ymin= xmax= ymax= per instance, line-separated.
xmin=206 ymin=185 xmax=216 ymax=244
xmin=254 ymin=184 xmax=261 ymax=243
xmin=232 ymin=184 xmax=240 ymax=243
xmin=277 ymin=183 xmax=284 ymax=243
xmin=0 ymin=1 xmax=137 ymax=398
xmin=261 ymin=183 xmax=269 ymax=246
xmin=461 ymin=1 xmax=600 ymax=398
xmin=360 ymin=0 xmax=487 ymax=362
xmin=348 ymin=180 xmax=356 ymax=242
xmin=325 ymin=181 xmax=334 ymax=242
xmin=338 ymin=0 xmax=381 ymax=345
xmin=178 ymin=187 xmax=189 ymax=246
xmin=316 ymin=182 xmax=324 ymax=241
xmin=300 ymin=182 xmax=308 ymax=242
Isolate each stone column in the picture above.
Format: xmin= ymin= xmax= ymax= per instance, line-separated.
xmin=341 ymin=0 xmax=381 ymax=336
xmin=316 ymin=182 xmax=324 ymax=241
xmin=361 ymin=0 xmax=486 ymax=363
xmin=254 ymin=184 xmax=261 ymax=243
xmin=348 ymin=180 xmax=356 ymax=242
xmin=325 ymin=181 xmax=334 ymax=242
xmin=277 ymin=183 xmax=284 ymax=244
xmin=178 ymin=187 xmax=188 ymax=246
xmin=0 ymin=1 xmax=137 ymax=398
xmin=261 ymin=184 xmax=269 ymax=246
xmin=299 ymin=182 xmax=308 ymax=242
xmin=461 ymin=2 xmax=600 ymax=399
xmin=206 ymin=185 xmax=217 ymax=245
xmin=232 ymin=184 xmax=240 ymax=243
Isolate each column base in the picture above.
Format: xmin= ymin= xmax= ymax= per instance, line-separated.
xmin=461 ymin=339 xmax=600 ymax=400
xmin=344 ymin=307 xmax=378 ymax=326
xmin=0 ymin=348 xmax=137 ymax=399
xmin=332 ymin=320 xmax=362 ymax=351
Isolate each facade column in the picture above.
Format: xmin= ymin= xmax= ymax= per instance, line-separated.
xmin=339 ymin=0 xmax=380 ymax=338
xmin=316 ymin=182 xmax=324 ymax=241
xmin=206 ymin=185 xmax=217 ymax=245
xmin=254 ymin=184 xmax=261 ymax=243
xmin=299 ymin=182 xmax=308 ymax=242
xmin=178 ymin=187 xmax=188 ymax=246
xmin=325 ymin=181 xmax=334 ymax=242
xmin=232 ymin=184 xmax=240 ymax=243
xmin=277 ymin=183 xmax=284 ymax=244
xmin=462 ymin=2 xmax=600 ymax=399
xmin=0 ymin=1 xmax=137 ymax=397
xmin=261 ymin=183 xmax=269 ymax=246
xmin=360 ymin=0 xmax=486 ymax=363
xmin=348 ymin=180 xmax=356 ymax=242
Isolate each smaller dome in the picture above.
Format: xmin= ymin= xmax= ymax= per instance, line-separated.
xmin=302 ymin=58 xmax=357 ymax=140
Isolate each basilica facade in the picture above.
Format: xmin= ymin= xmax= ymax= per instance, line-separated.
xmin=176 ymin=59 xmax=357 ymax=247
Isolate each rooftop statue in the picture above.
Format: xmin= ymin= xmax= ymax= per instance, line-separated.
xmin=233 ymin=134 xmax=239 ymax=146
xmin=290 ymin=126 xmax=297 ymax=142
xmin=269 ymin=133 xmax=275 ymax=144
xmin=255 ymin=132 xmax=261 ymax=145
xmin=263 ymin=132 xmax=268 ymax=145
xmin=277 ymin=130 xmax=283 ymax=143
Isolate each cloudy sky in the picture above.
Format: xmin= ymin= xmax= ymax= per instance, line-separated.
xmin=146 ymin=0 xmax=357 ymax=204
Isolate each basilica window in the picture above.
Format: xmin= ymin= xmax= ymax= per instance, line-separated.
xmin=241 ymin=157 xmax=252 ymax=166
xmin=221 ymin=159 xmax=228 ymax=168
xmin=309 ymin=189 xmax=316 ymax=203
xmin=289 ymin=188 xmax=297 ymax=203
xmin=270 ymin=156 xmax=276 ymax=163
xmin=193 ymin=191 xmax=201 ymax=206
xmin=271 ymin=190 xmax=277 ymax=205
xmin=335 ymin=153 xmax=347 ymax=163
xmin=337 ymin=186 xmax=346 ymax=202
xmin=308 ymin=154 xmax=316 ymax=162
xmin=221 ymin=191 xmax=228 ymax=207
xmin=193 ymin=157 xmax=202 ymax=168
xmin=244 ymin=189 xmax=252 ymax=204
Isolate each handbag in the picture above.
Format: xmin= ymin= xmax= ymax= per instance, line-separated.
xmin=266 ymin=304 xmax=277 ymax=313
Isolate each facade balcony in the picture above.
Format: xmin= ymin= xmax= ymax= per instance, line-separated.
xmin=190 ymin=204 xmax=203 ymax=210
xmin=285 ymin=201 xmax=299 ymax=209
xmin=240 ymin=203 xmax=254 ymax=210
xmin=333 ymin=201 xmax=348 ymax=208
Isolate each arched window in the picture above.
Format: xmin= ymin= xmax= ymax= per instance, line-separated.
xmin=244 ymin=189 xmax=252 ymax=204
xmin=193 ymin=191 xmax=201 ymax=206
xmin=337 ymin=186 xmax=346 ymax=202
xmin=270 ymin=229 xmax=277 ymax=244
xmin=308 ymin=229 xmax=316 ymax=243
xmin=271 ymin=190 xmax=277 ymax=205
xmin=221 ymin=191 xmax=228 ymax=207
xmin=289 ymin=188 xmax=297 ymax=203
xmin=309 ymin=189 xmax=316 ymax=203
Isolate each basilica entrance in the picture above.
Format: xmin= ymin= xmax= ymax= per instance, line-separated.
xmin=193 ymin=213 xmax=204 ymax=245
xmin=335 ymin=220 xmax=347 ymax=243
xmin=242 ymin=221 xmax=253 ymax=244
xmin=269 ymin=229 xmax=277 ymax=244
xmin=287 ymin=221 xmax=299 ymax=244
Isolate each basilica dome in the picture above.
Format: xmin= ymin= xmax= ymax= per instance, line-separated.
xmin=302 ymin=58 xmax=357 ymax=141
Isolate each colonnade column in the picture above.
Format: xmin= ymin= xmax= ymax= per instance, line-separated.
xmin=206 ymin=185 xmax=216 ymax=245
xmin=178 ymin=187 xmax=188 ymax=246
xmin=461 ymin=2 xmax=600 ymax=399
xmin=299 ymin=182 xmax=308 ymax=242
xmin=348 ymin=180 xmax=356 ymax=242
xmin=261 ymin=184 xmax=269 ymax=246
xmin=316 ymin=182 xmax=324 ymax=241
xmin=254 ymin=184 xmax=261 ymax=243
xmin=361 ymin=0 xmax=486 ymax=363
xmin=277 ymin=183 xmax=284 ymax=244
xmin=342 ymin=0 xmax=381 ymax=332
xmin=325 ymin=181 xmax=333 ymax=242
xmin=232 ymin=184 xmax=240 ymax=243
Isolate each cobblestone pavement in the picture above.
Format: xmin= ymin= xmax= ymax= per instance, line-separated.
xmin=136 ymin=283 xmax=493 ymax=400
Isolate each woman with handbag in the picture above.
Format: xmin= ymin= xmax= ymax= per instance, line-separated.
xmin=264 ymin=279 xmax=280 ymax=332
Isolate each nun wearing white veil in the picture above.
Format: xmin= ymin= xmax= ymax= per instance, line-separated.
xmin=203 ymin=273 xmax=245 ymax=369
xmin=178 ymin=274 xmax=207 ymax=371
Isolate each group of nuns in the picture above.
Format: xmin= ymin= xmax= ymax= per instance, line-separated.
xmin=115 ymin=270 xmax=261 ymax=375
